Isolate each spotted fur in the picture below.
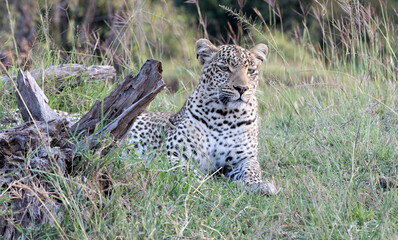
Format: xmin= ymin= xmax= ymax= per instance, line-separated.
xmin=129 ymin=39 xmax=279 ymax=195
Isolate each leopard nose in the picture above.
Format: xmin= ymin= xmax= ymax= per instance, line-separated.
xmin=233 ymin=85 xmax=249 ymax=95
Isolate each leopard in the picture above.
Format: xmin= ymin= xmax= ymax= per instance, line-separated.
xmin=128 ymin=39 xmax=279 ymax=195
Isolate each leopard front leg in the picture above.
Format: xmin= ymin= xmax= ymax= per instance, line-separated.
xmin=244 ymin=161 xmax=280 ymax=196
xmin=225 ymin=158 xmax=280 ymax=196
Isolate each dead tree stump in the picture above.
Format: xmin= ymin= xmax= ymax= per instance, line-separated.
xmin=16 ymin=70 xmax=60 ymax=122
xmin=0 ymin=59 xmax=165 ymax=239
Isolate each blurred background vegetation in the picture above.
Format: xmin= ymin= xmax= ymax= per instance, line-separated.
xmin=1 ymin=0 xmax=398 ymax=123
xmin=1 ymin=0 xmax=397 ymax=116
xmin=1 ymin=0 xmax=397 ymax=80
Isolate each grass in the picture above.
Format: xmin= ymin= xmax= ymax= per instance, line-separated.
xmin=1 ymin=0 xmax=398 ymax=239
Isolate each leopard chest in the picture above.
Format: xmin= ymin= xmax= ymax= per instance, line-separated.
xmin=179 ymin=104 xmax=258 ymax=173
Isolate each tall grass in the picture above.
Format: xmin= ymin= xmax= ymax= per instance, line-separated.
xmin=0 ymin=0 xmax=397 ymax=239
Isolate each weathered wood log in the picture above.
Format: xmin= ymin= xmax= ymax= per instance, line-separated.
xmin=83 ymin=79 xmax=165 ymax=150
xmin=0 ymin=59 xmax=165 ymax=240
xmin=16 ymin=70 xmax=60 ymax=122
xmin=1 ymin=64 xmax=116 ymax=90
xmin=30 ymin=64 xmax=116 ymax=88
xmin=0 ymin=118 xmax=72 ymax=164
xmin=0 ymin=118 xmax=72 ymax=240
xmin=71 ymin=59 xmax=163 ymax=136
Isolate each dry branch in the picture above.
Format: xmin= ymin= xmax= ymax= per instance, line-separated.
xmin=30 ymin=64 xmax=116 ymax=88
xmin=1 ymin=64 xmax=116 ymax=90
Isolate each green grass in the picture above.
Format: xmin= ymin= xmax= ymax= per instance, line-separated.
xmin=1 ymin=0 xmax=398 ymax=239
xmin=7 ymin=73 xmax=397 ymax=239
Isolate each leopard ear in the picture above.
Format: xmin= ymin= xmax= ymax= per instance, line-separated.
xmin=250 ymin=44 xmax=268 ymax=66
xmin=195 ymin=39 xmax=219 ymax=66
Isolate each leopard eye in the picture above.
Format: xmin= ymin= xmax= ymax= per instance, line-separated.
xmin=219 ymin=65 xmax=231 ymax=72
xmin=247 ymin=68 xmax=256 ymax=74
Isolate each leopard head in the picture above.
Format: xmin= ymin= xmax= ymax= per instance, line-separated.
xmin=195 ymin=39 xmax=268 ymax=108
